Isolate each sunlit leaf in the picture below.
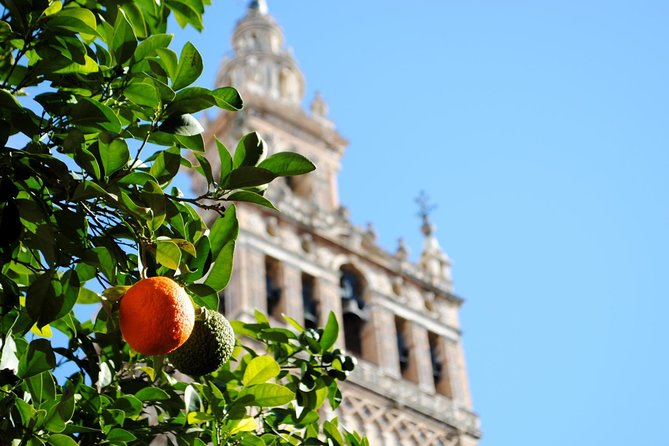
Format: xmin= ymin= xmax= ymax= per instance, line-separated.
xmin=320 ymin=311 xmax=339 ymax=351
xmin=203 ymin=240 xmax=234 ymax=292
xmin=233 ymin=132 xmax=267 ymax=168
xmin=172 ymin=42 xmax=203 ymax=91
xmin=243 ymin=356 xmax=280 ymax=387
xmin=258 ymin=152 xmax=316 ymax=176
xmin=159 ymin=113 xmax=204 ymax=136
xmin=156 ymin=240 xmax=181 ymax=270
xmin=227 ymin=190 xmax=278 ymax=211
xmin=239 ymin=383 xmax=295 ymax=407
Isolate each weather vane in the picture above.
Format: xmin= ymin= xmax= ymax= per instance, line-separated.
xmin=415 ymin=190 xmax=437 ymax=221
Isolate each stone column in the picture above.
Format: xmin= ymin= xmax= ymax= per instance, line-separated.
xmin=434 ymin=337 xmax=454 ymax=399
xmin=280 ymin=263 xmax=303 ymax=322
xmin=406 ymin=323 xmax=436 ymax=394
xmin=227 ymin=243 xmax=267 ymax=318
xmin=315 ymin=274 xmax=343 ymax=348
xmin=444 ymin=339 xmax=473 ymax=409
xmin=363 ymin=302 xmax=400 ymax=378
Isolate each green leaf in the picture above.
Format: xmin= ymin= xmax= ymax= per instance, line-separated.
xmin=107 ymin=428 xmax=137 ymax=442
xmin=209 ymin=204 xmax=238 ymax=254
xmin=46 ymin=7 xmax=99 ymax=36
xmin=187 ymin=411 xmax=214 ymax=424
xmin=27 ymin=371 xmax=56 ymax=407
xmin=204 ymin=240 xmax=235 ymax=292
xmin=134 ymin=34 xmax=173 ymax=61
xmin=18 ymin=339 xmax=56 ymax=379
xmin=168 ymin=86 xmax=216 ymax=114
xmin=216 ymin=137 xmax=233 ymax=183
xmin=111 ymin=10 xmax=137 ymax=64
xmin=99 ymin=138 xmax=129 ymax=177
xmin=282 ymin=314 xmax=305 ymax=333
xmin=47 ymin=434 xmax=79 ymax=446
xmin=124 ymin=79 xmax=160 ymax=109
xmin=135 ymin=387 xmax=171 ymax=402
xmin=15 ymin=398 xmax=35 ymax=427
xmin=187 ymin=284 xmax=218 ymax=310
xmin=183 ymin=236 xmax=211 ymax=282
xmin=233 ymin=132 xmax=267 ymax=168
xmin=149 ymin=148 xmax=181 ymax=184
xmin=227 ymin=190 xmax=278 ymax=211
xmin=258 ymin=152 xmax=316 ymax=176
xmin=193 ymin=153 xmax=214 ymax=186
xmin=324 ymin=418 xmax=345 ymax=446
xmin=76 ymin=287 xmax=99 ymax=304
xmin=159 ymin=113 xmax=203 ymax=136
xmin=156 ymin=47 xmax=178 ymax=80
xmin=112 ymin=395 xmax=143 ymax=417
xmin=212 ymin=87 xmax=243 ymax=110
xmin=176 ymin=133 xmax=205 ymax=152
xmin=121 ymin=3 xmax=148 ymax=38
xmin=156 ymin=240 xmax=181 ymax=270
xmin=26 ymin=271 xmax=61 ymax=329
xmin=224 ymin=166 xmax=277 ymax=189
xmin=239 ymin=383 xmax=295 ymax=407
xmin=320 ymin=311 xmax=339 ymax=351
xmin=168 ymin=0 xmax=204 ymax=31
xmin=70 ymin=97 xmax=122 ymax=133
xmin=172 ymin=42 xmax=203 ymax=90
xmin=243 ymin=356 xmax=280 ymax=387
xmin=52 ymin=54 xmax=99 ymax=74
xmin=166 ymin=237 xmax=197 ymax=256
xmin=229 ymin=416 xmax=258 ymax=434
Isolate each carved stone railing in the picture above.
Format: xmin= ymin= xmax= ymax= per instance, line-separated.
xmin=348 ymin=359 xmax=481 ymax=438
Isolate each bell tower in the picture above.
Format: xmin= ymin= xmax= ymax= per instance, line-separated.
xmin=200 ymin=3 xmax=481 ymax=445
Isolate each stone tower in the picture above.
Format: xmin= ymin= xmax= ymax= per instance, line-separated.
xmin=197 ymin=2 xmax=481 ymax=444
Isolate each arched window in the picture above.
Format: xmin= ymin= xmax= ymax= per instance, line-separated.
xmin=265 ymin=256 xmax=283 ymax=319
xmin=339 ymin=265 xmax=367 ymax=356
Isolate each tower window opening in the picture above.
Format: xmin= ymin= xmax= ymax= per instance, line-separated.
xmin=265 ymin=256 xmax=283 ymax=318
xmin=302 ymin=273 xmax=319 ymax=330
xmin=340 ymin=265 xmax=367 ymax=356
xmin=340 ymin=267 xmax=365 ymax=312
xmin=395 ymin=318 xmax=411 ymax=375
xmin=429 ymin=332 xmax=453 ymax=398
xmin=285 ymin=174 xmax=312 ymax=200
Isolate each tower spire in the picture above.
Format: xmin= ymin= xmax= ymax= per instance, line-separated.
xmin=415 ymin=192 xmax=452 ymax=283
xmin=217 ymin=0 xmax=305 ymax=105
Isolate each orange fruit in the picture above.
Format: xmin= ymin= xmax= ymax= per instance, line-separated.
xmin=119 ymin=276 xmax=195 ymax=355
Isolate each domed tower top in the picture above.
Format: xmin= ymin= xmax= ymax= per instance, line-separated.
xmin=217 ymin=0 xmax=305 ymax=106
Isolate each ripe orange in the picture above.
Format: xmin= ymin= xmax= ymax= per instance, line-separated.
xmin=119 ymin=276 xmax=195 ymax=355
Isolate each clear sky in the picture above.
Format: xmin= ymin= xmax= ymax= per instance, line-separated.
xmin=171 ymin=1 xmax=669 ymax=445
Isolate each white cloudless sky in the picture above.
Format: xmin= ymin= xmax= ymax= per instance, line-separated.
xmin=171 ymin=2 xmax=669 ymax=445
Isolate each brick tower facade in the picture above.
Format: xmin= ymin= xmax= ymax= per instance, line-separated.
xmin=194 ymin=2 xmax=480 ymax=444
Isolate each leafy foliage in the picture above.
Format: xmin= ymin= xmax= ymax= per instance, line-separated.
xmin=0 ymin=0 xmax=365 ymax=444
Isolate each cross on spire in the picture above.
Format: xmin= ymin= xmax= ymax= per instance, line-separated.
xmin=415 ymin=190 xmax=437 ymax=236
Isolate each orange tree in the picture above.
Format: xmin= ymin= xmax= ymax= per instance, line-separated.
xmin=0 ymin=1 xmax=365 ymax=445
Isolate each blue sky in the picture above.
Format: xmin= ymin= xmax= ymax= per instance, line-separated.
xmin=172 ymin=2 xmax=669 ymax=445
